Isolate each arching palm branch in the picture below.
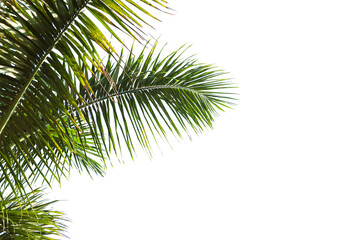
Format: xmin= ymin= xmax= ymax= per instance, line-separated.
xmin=0 ymin=0 xmax=235 ymax=238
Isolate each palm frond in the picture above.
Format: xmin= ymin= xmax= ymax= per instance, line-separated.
xmin=80 ymin=43 xmax=236 ymax=158
xmin=0 ymin=181 xmax=67 ymax=240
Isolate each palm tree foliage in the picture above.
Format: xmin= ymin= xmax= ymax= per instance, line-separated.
xmin=0 ymin=182 xmax=66 ymax=239
xmin=0 ymin=0 xmax=235 ymax=238
xmin=0 ymin=0 xmax=171 ymax=196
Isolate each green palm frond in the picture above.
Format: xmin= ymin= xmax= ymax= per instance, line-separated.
xmin=80 ymin=43 xmax=236 ymax=158
xmin=0 ymin=182 xmax=67 ymax=240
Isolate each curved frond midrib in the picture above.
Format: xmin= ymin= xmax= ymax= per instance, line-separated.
xmin=0 ymin=0 xmax=91 ymax=136
xmin=79 ymin=84 xmax=207 ymax=109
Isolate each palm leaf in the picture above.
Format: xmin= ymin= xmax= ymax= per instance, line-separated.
xmin=80 ymin=43 xmax=236 ymax=158
xmin=0 ymin=182 xmax=67 ymax=240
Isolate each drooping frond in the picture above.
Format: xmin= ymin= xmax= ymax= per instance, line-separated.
xmin=80 ymin=43 xmax=236 ymax=158
xmin=0 ymin=0 xmax=169 ymax=195
xmin=0 ymin=182 xmax=67 ymax=240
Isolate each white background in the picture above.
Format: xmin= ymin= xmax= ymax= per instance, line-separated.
xmin=50 ymin=0 xmax=360 ymax=239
